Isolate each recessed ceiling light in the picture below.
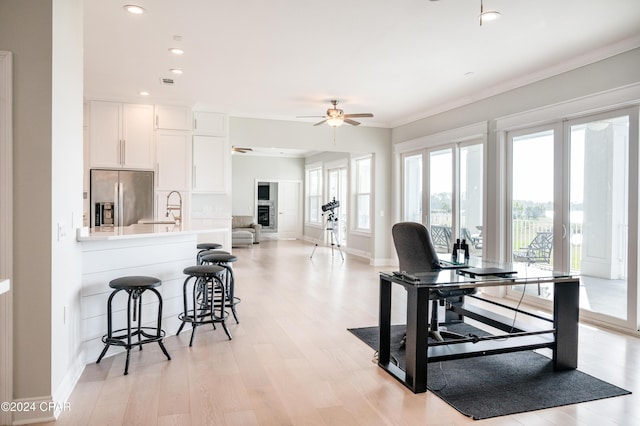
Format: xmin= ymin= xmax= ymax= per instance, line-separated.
xmin=168 ymin=48 xmax=184 ymax=55
xmin=123 ymin=5 xmax=145 ymax=14
xmin=139 ymin=91 xmax=149 ymax=96
xmin=170 ymin=68 xmax=183 ymax=74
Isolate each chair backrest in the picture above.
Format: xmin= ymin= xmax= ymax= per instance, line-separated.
xmin=392 ymin=222 xmax=440 ymax=273
xmin=529 ymin=231 xmax=553 ymax=263
xmin=430 ymin=224 xmax=453 ymax=252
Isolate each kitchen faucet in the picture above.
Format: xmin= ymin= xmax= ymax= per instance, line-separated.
xmin=165 ymin=191 xmax=182 ymax=224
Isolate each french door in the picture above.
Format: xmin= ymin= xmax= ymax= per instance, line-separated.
xmin=327 ymin=166 xmax=347 ymax=247
xmin=508 ymin=107 xmax=638 ymax=328
xmin=401 ymin=141 xmax=484 ymax=259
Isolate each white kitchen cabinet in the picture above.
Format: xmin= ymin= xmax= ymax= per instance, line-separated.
xmin=154 ymin=105 xmax=192 ymax=131
xmin=156 ymin=131 xmax=191 ymax=191
xmin=193 ymin=111 xmax=227 ymax=135
xmin=192 ymin=135 xmax=229 ymax=193
xmin=89 ymin=101 xmax=154 ymax=169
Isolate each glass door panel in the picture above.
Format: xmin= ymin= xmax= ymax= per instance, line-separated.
xmin=511 ymin=130 xmax=555 ymax=296
xmin=429 ymin=149 xmax=453 ymax=253
xmin=569 ymin=115 xmax=629 ymax=319
xmin=403 ymin=153 xmax=423 ymax=222
xmin=460 ymin=144 xmax=483 ymax=258
xmin=327 ymin=167 xmax=347 ymax=247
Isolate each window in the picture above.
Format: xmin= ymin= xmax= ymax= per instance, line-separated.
xmin=327 ymin=166 xmax=347 ymax=246
xmin=506 ymin=109 xmax=634 ymax=324
xmin=402 ymin=153 xmax=422 ymax=222
xmin=306 ymin=166 xmax=322 ymax=224
xmin=399 ymin=130 xmax=485 ymax=260
xmin=353 ymin=156 xmax=371 ymax=231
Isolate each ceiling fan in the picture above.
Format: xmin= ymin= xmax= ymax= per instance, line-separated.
xmin=232 ymin=146 xmax=253 ymax=153
xmin=298 ymin=100 xmax=374 ymax=127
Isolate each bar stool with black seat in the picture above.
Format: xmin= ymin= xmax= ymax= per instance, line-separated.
xmin=177 ymin=264 xmax=232 ymax=346
xmin=200 ymin=252 xmax=240 ymax=324
xmin=196 ymin=242 xmax=223 ymax=264
xmin=96 ymin=276 xmax=171 ymax=375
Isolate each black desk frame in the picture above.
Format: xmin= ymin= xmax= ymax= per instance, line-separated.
xmin=378 ymin=272 xmax=580 ymax=393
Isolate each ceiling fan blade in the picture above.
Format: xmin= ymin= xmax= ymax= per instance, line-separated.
xmin=232 ymin=146 xmax=253 ymax=153
xmin=313 ymin=119 xmax=328 ymax=126
xmin=343 ymin=118 xmax=361 ymax=126
xmin=343 ymin=113 xmax=373 ymax=118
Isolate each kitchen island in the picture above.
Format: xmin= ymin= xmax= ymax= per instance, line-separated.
xmin=77 ymin=222 xmax=229 ymax=363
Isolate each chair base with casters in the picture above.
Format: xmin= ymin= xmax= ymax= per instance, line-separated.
xmin=428 ymin=298 xmax=466 ymax=342
xmin=96 ymin=276 xmax=171 ymax=375
xmin=177 ymin=265 xmax=232 ymax=346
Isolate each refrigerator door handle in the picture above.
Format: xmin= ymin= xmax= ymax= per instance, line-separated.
xmin=118 ymin=182 xmax=124 ymax=227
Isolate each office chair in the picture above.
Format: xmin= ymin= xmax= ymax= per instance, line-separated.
xmin=392 ymin=222 xmax=474 ymax=342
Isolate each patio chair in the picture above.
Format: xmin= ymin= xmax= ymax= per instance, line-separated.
xmin=430 ymin=225 xmax=453 ymax=253
xmin=513 ymin=231 xmax=553 ymax=265
xmin=462 ymin=227 xmax=482 ymax=250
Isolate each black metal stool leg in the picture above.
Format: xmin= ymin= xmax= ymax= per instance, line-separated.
xmin=150 ymin=287 xmax=171 ymax=360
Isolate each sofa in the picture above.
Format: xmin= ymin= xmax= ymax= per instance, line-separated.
xmin=231 ymin=215 xmax=261 ymax=244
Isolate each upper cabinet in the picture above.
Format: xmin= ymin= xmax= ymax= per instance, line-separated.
xmin=89 ymin=101 xmax=154 ymax=169
xmin=154 ymin=105 xmax=192 ymax=131
xmin=193 ymin=111 xmax=227 ymax=135
xmin=192 ymin=135 xmax=229 ymax=193
xmin=156 ymin=131 xmax=191 ymax=191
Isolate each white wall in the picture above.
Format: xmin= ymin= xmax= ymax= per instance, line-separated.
xmin=51 ymin=0 xmax=84 ymax=409
xmin=231 ymin=154 xmax=304 ymax=217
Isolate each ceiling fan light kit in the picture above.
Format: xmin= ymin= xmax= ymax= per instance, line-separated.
xmin=299 ymin=100 xmax=373 ymax=127
xmin=327 ymin=117 xmax=344 ymax=127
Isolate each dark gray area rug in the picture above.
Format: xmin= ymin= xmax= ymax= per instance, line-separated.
xmin=349 ymin=324 xmax=631 ymax=420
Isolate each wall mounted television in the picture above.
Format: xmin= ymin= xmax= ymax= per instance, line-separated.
xmin=258 ymin=184 xmax=270 ymax=201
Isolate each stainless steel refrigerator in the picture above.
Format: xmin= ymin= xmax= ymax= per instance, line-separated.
xmin=90 ymin=169 xmax=154 ymax=227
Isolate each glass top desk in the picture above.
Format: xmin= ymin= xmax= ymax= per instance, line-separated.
xmin=378 ymin=265 xmax=580 ymax=393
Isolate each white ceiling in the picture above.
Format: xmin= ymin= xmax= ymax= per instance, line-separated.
xmin=84 ymin=0 xmax=640 ymax=129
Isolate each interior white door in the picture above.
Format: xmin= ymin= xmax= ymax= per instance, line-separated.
xmin=277 ymin=181 xmax=302 ymax=239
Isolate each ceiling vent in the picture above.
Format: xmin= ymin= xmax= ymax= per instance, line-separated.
xmin=160 ymin=77 xmax=174 ymax=85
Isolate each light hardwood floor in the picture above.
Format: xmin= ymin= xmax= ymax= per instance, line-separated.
xmin=43 ymin=239 xmax=640 ymax=426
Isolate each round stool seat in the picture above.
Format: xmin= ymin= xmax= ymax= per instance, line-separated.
xmin=201 ymin=253 xmax=238 ymax=264
xmin=109 ymin=276 xmax=161 ymax=290
xmin=183 ymin=265 xmax=225 ymax=277
xmin=197 ymin=242 xmax=223 ymax=250
xmin=200 ymin=249 xmax=230 ymax=256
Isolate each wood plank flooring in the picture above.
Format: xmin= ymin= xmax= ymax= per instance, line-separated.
xmin=42 ymin=239 xmax=640 ymax=425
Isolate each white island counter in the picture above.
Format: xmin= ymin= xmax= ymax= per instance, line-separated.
xmin=77 ymin=222 xmax=230 ymax=363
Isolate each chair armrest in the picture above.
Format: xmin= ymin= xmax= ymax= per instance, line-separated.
xmin=251 ymin=223 xmax=262 ymax=243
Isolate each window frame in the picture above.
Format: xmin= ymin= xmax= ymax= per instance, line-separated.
xmin=352 ymin=154 xmax=372 ymax=234
xmin=305 ymin=163 xmax=323 ymax=226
